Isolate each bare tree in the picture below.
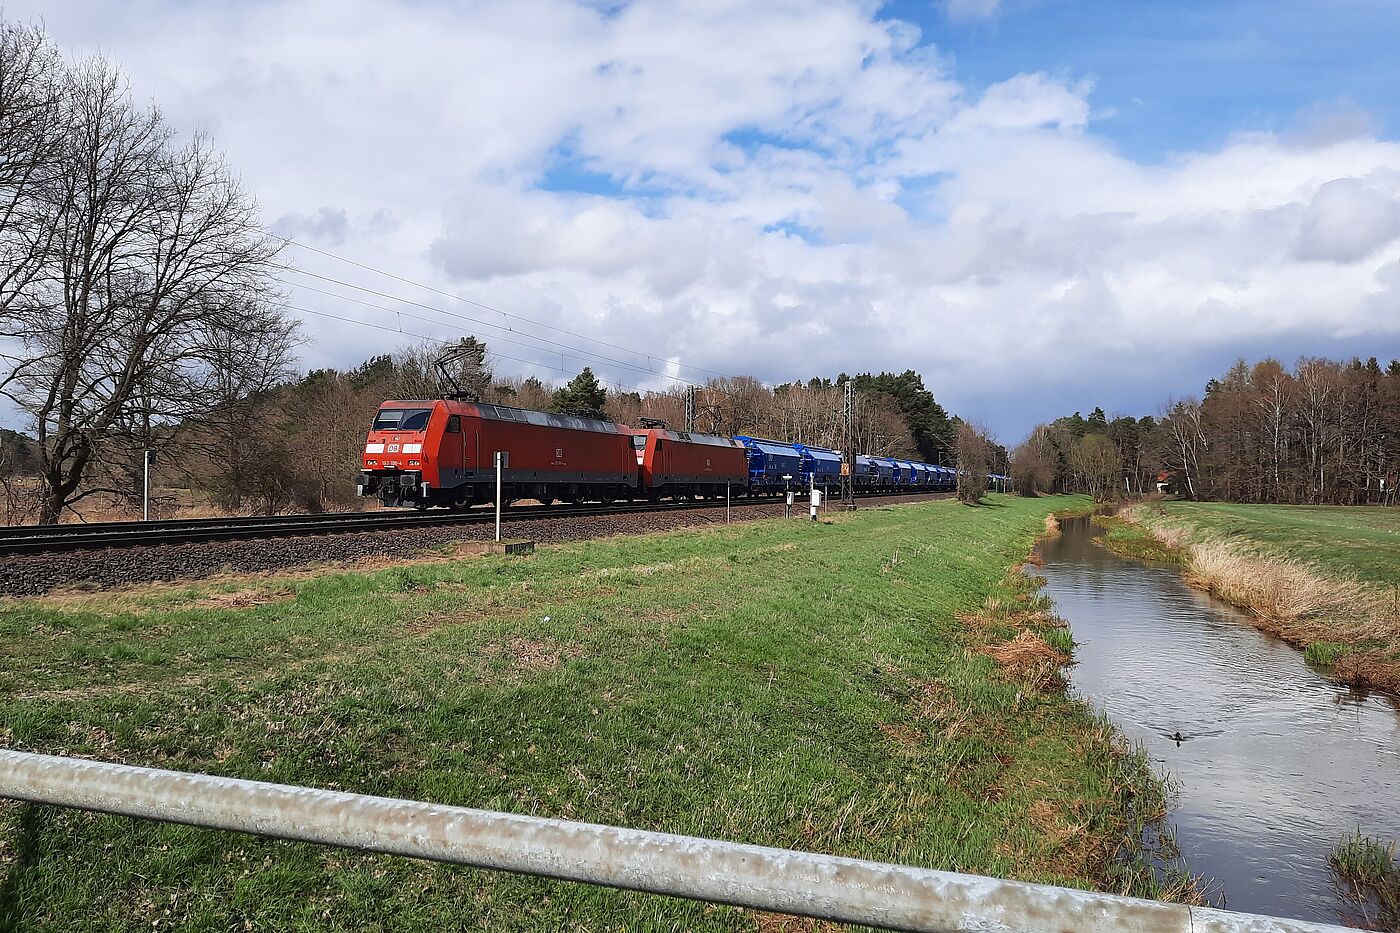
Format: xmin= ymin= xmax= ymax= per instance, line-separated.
xmin=187 ymin=300 xmax=300 ymax=511
xmin=0 ymin=49 xmax=286 ymax=522
xmin=0 ymin=20 xmax=63 ymax=315
xmin=1159 ymin=399 xmax=1207 ymax=499
xmin=0 ymin=431 xmax=39 ymax=524
xmin=1070 ymin=433 xmax=1122 ymax=501
xmin=1011 ymin=425 xmax=1056 ymax=495
xmin=495 ymin=375 xmax=555 ymax=411
xmin=955 ymin=422 xmax=993 ymax=503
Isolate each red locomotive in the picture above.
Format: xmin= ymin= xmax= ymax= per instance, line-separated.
xmin=632 ymin=426 xmax=748 ymax=500
xmin=359 ymin=399 xmax=638 ymax=508
xmin=358 ymin=400 xmax=749 ymax=509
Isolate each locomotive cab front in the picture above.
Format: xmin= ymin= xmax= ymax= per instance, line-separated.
xmin=359 ymin=402 xmax=436 ymax=507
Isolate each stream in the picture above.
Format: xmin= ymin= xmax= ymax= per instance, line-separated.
xmin=1036 ymin=514 xmax=1400 ymax=928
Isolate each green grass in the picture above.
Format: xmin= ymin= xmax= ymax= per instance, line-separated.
xmin=1330 ymin=830 xmax=1400 ymax=922
xmin=1303 ymin=641 xmax=1353 ymax=668
xmin=0 ymin=495 xmax=1165 ymax=931
xmin=1091 ymin=515 xmax=1186 ymax=565
xmin=1154 ymin=501 xmax=1400 ymax=587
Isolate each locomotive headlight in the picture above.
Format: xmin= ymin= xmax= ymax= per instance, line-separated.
xmin=404 ymin=443 xmax=423 ymax=454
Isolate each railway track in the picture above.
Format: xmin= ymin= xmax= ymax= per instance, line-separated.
xmin=0 ymin=493 xmax=931 ymax=556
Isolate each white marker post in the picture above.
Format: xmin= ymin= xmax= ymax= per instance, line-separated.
xmin=494 ymin=451 xmax=507 ymax=543
xmin=142 ymin=449 xmax=155 ymax=521
xmin=726 ymin=482 xmax=730 ymax=524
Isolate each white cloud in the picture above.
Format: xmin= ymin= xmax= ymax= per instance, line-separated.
xmin=1293 ymin=175 xmax=1400 ymax=263
xmin=8 ymin=0 xmax=1400 ymax=440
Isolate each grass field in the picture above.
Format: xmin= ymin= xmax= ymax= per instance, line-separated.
xmin=0 ymin=494 xmax=1172 ymax=931
xmin=1154 ymin=501 xmax=1400 ymax=588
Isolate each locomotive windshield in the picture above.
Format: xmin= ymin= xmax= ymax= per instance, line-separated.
xmin=373 ymin=408 xmax=432 ymax=431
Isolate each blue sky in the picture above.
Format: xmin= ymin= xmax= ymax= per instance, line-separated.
xmin=888 ymin=0 xmax=1400 ymax=161
xmin=6 ymin=0 xmax=1400 ymax=440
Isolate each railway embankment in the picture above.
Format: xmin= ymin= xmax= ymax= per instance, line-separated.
xmin=0 ymin=494 xmax=1180 ymax=929
xmin=0 ymin=493 xmax=947 ymax=596
xmin=1100 ymin=502 xmax=1400 ymax=693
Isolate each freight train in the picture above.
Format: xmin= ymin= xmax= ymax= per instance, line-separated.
xmin=357 ymin=398 xmax=1005 ymax=509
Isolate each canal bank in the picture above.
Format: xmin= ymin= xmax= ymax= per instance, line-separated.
xmin=1105 ymin=502 xmax=1400 ymax=693
xmin=1036 ymin=513 xmax=1400 ymax=929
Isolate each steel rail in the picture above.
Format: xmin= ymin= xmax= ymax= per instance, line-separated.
xmin=0 ymin=749 xmax=1346 ymax=933
xmin=0 ymin=499 xmax=693 ymax=539
xmin=0 ymin=501 xmax=706 ymax=555
xmin=0 ymin=491 xmax=950 ymax=556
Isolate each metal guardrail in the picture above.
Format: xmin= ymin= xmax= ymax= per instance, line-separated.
xmin=0 ymin=750 xmax=1350 ymax=933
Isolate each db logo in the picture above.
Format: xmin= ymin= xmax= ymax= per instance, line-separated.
xmin=555 ymin=448 xmax=563 ymax=458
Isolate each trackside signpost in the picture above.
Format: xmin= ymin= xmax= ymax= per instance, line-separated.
xmin=142 ymin=448 xmax=156 ymax=521
xmin=0 ymin=749 xmax=1352 ymax=933
xmin=494 ymin=450 xmax=508 ymax=542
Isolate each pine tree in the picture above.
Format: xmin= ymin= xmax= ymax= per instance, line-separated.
xmin=550 ymin=367 xmax=608 ymax=420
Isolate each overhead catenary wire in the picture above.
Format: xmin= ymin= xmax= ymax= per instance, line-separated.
xmin=281 ymin=280 xmax=699 ymax=390
xmin=276 ymin=266 xmax=786 ymax=404
xmin=277 ymin=269 xmax=708 ymax=390
xmin=275 ymin=244 xmax=960 ymax=439
xmin=281 ymin=238 xmax=743 ymax=384
xmin=283 ymin=304 xmax=653 ymax=396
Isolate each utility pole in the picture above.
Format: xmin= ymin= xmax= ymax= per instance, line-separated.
xmin=841 ymin=381 xmax=855 ymax=510
xmin=684 ymin=385 xmax=697 ymax=433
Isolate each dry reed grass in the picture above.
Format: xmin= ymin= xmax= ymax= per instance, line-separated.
xmin=977 ymin=629 xmax=1070 ymax=692
xmin=1184 ymin=539 xmax=1386 ymax=633
xmin=1127 ymin=511 xmax=1400 ymax=693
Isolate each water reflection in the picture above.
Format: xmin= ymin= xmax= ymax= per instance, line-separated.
xmin=1037 ymin=515 xmax=1400 ymax=927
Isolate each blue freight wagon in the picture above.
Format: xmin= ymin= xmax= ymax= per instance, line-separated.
xmin=854 ymin=454 xmax=881 ymax=489
xmin=733 ymin=437 xmax=803 ymax=492
xmin=794 ymin=444 xmax=842 ymax=488
xmin=872 ymin=457 xmax=898 ymax=489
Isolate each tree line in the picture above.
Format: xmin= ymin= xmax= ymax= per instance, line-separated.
xmin=214 ymin=345 xmax=966 ymax=514
xmin=1011 ymin=356 xmax=1400 ymax=505
xmin=0 ymin=18 xmax=294 ymax=523
xmin=0 ymin=332 xmax=973 ymax=519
